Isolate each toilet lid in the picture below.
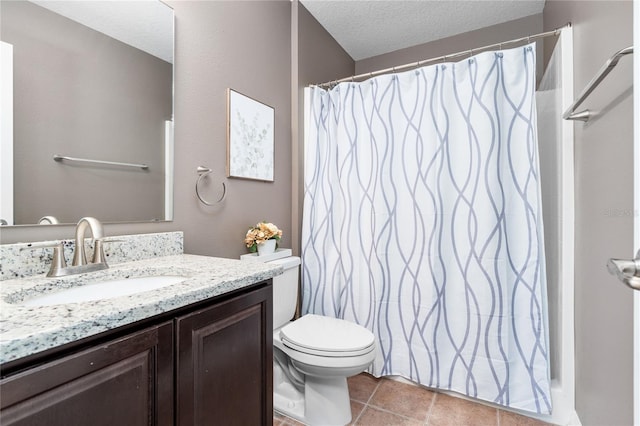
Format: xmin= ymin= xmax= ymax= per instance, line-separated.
xmin=280 ymin=314 xmax=375 ymax=357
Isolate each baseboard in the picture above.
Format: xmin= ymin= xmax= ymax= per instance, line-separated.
xmin=517 ymin=382 xmax=581 ymax=426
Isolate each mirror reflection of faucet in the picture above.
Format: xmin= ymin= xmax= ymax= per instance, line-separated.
xmin=20 ymin=217 xmax=113 ymax=277
xmin=38 ymin=216 xmax=60 ymax=225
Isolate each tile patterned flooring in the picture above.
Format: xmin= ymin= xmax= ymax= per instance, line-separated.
xmin=274 ymin=373 xmax=554 ymax=426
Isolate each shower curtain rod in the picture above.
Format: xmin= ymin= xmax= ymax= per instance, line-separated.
xmin=312 ymin=23 xmax=571 ymax=89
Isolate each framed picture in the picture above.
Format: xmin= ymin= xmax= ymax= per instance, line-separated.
xmin=226 ymin=89 xmax=275 ymax=181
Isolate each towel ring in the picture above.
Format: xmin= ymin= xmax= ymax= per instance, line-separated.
xmin=196 ymin=166 xmax=226 ymax=205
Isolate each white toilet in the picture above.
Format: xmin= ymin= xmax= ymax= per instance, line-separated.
xmin=266 ymin=255 xmax=376 ymax=426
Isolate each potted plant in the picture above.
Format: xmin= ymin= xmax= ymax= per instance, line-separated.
xmin=244 ymin=221 xmax=282 ymax=256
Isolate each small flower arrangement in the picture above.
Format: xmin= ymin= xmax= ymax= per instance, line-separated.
xmin=244 ymin=221 xmax=282 ymax=253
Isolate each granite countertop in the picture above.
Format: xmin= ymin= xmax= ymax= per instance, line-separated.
xmin=0 ymin=254 xmax=283 ymax=365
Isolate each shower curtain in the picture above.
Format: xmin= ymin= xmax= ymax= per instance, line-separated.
xmin=301 ymin=43 xmax=551 ymax=414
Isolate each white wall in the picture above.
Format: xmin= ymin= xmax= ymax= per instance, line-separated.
xmin=0 ymin=41 xmax=13 ymax=226
xmin=633 ymin=1 xmax=640 ymax=424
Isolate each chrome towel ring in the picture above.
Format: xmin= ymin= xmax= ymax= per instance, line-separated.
xmin=196 ymin=166 xmax=226 ymax=205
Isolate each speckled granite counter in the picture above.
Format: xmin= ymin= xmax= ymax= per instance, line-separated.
xmin=0 ymin=254 xmax=282 ymax=365
xmin=0 ymin=231 xmax=184 ymax=280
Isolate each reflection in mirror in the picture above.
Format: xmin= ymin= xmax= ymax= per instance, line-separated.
xmin=0 ymin=0 xmax=174 ymax=226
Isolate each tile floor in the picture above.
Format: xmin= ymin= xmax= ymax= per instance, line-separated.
xmin=274 ymin=373 xmax=554 ymax=426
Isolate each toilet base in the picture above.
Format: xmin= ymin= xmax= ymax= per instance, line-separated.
xmin=274 ymin=364 xmax=352 ymax=426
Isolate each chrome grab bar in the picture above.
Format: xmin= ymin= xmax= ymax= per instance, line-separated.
xmin=53 ymin=154 xmax=149 ymax=170
xmin=563 ymin=46 xmax=634 ymax=122
xmin=607 ymin=249 xmax=640 ymax=291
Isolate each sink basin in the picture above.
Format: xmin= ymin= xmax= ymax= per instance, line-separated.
xmin=20 ymin=275 xmax=188 ymax=307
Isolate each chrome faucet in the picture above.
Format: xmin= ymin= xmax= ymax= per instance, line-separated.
xmin=72 ymin=217 xmax=105 ymax=266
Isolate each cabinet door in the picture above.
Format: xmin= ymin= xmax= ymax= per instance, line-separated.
xmin=0 ymin=322 xmax=174 ymax=426
xmin=176 ymin=284 xmax=273 ymax=426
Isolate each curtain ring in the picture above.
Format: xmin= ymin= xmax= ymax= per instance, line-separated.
xmin=196 ymin=166 xmax=226 ymax=205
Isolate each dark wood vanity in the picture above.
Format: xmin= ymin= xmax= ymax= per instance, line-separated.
xmin=0 ymin=281 xmax=273 ymax=426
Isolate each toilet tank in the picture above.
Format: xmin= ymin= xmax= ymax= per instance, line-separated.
xmin=268 ymin=256 xmax=301 ymax=329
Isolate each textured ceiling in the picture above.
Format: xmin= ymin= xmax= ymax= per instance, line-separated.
xmin=300 ymin=0 xmax=546 ymax=60
xmin=30 ymin=0 xmax=173 ymax=63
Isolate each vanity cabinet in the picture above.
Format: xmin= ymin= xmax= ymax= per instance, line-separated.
xmin=0 ymin=282 xmax=273 ymax=426
xmin=176 ymin=283 xmax=273 ymax=425
xmin=0 ymin=322 xmax=174 ymax=426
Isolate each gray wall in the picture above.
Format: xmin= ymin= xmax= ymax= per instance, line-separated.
xmin=544 ymin=2 xmax=634 ymax=425
xmin=355 ymin=14 xmax=544 ymax=83
xmin=1 ymin=1 xmax=171 ymax=225
xmin=1 ymin=1 xmax=293 ymax=262
xmin=167 ymin=0 xmax=292 ymax=258
xmin=297 ymin=4 xmax=354 ymax=87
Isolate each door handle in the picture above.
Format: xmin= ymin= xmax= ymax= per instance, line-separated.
xmin=607 ymin=249 xmax=640 ymax=291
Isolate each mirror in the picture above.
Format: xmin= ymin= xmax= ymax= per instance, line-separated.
xmin=0 ymin=0 xmax=174 ymax=226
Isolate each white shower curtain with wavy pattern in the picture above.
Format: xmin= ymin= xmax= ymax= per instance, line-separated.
xmin=302 ymin=44 xmax=551 ymax=414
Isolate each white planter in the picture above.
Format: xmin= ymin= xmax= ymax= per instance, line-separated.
xmin=257 ymin=239 xmax=277 ymax=256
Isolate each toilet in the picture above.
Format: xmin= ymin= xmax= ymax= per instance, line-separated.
xmin=261 ymin=255 xmax=376 ymax=426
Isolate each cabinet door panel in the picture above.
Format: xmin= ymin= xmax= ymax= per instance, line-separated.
xmin=0 ymin=322 xmax=173 ymax=426
xmin=177 ymin=286 xmax=272 ymax=426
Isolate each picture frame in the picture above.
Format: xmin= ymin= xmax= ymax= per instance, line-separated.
xmin=226 ymin=88 xmax=275 ymax=182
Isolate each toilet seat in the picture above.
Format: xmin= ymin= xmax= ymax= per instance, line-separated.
xmin=280 ymin=314 xmax=375 ymax=357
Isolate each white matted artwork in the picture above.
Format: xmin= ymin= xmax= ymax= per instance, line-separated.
xmin=226 ymin=89 xmax=275 ymax=181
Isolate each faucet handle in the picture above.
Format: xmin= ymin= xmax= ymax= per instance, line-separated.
xmin=91 ymin=239 xmax=124 ymax=265
xmin=92 ymin=239 xmax=106 ymax=264
xmin=20 ymin=241 xmax=63 ymax=250
xmin=20 ymin=241 xmax=67 ymax=277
